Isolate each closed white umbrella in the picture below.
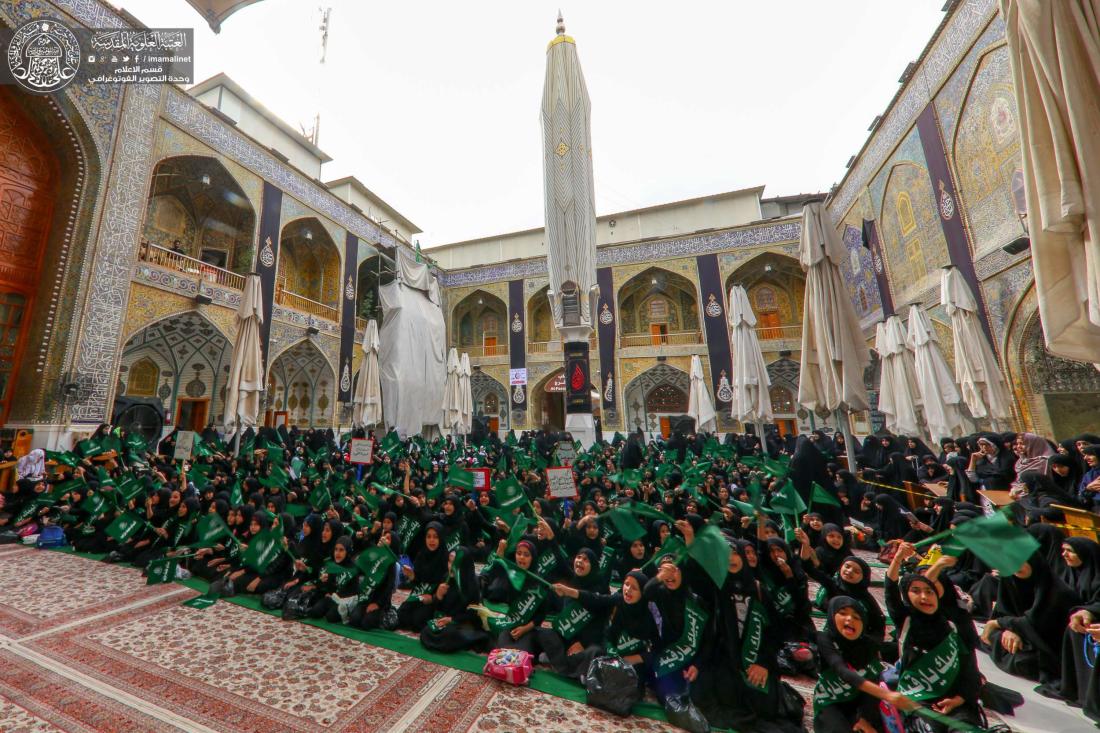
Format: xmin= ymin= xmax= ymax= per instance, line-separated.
xmin=459 ymin=352 xmax=474 ymax=436
xmin=442 ymin=347 xmax=462 ymax=435
xmin=352 ymin=320 xmax=382 ymax=428
xmin=874 ymin=315 xmax=922 ymax=437
xmin=906 ymin=305 xmax=966 ymax=442
xmin=1001 ymin=0 xmax=1100 ymax=363
xmin=941 ymin=267 xmax=1013 ymax=425
xmin=798 ymin=201 xmax=869 ymax=468
xmin=225 ymin=273 xmax=264 ymax=453
xmin=727 ymin=285 xmax=773 ymax=438
xmin=687 ymin=354 xmax=717 ymax=433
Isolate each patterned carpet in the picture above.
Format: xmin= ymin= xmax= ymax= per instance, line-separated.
xmin=0 ymin=546 xmax=1026 ymax=733
xmin=0 ymin=546 xmax=679 ymax=733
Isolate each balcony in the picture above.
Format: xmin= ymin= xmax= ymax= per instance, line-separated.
xmin=619 ymin=331 xmax=703 ymax=349
xmin=355 ymin=316 xmax=368 ymax=333
xmin=275 ymin=285 xmax=339 ymax=323
xmin=755 ymin=324 xmax=802 ymax=351
xmin=528 ymin=336 xmax=599 ymax=354
xmin=463 ymin=343 xmax=509 ymax=358
xmin=139 ymin=242 xmax=245 ymax=291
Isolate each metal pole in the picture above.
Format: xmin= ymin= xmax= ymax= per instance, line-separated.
xmin=834 ymin=409 xmax=859 ymax=471
xmin=232 ymin=428 xmax=241 ymax=457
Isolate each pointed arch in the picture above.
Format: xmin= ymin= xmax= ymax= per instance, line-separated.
xmin=278 ymin=216 xmax=343 ymax=317
xmin=267 ymin=338 xmax=338 ymax=428
xmin=451 ymin=289 xmax=508 ymax=356
xmin=622 ymin=364 xmax=691 ymax=435
xmin=616 ymin=267 xmax=700 ymax=345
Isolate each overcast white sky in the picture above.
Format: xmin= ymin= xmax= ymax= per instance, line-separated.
xmin=121 ymin=0 xmax=947 ymax=246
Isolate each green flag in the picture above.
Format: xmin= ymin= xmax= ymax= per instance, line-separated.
xmin=494 ymin=476 xmax=528 ymax=512
xmin=626 ymin=501 xmax=675 ymax=524
xmin=114 ymin=474 xmax=145 ymax=504
xmin=810 ymin=482 xmax=841 ymax=508
xmin=194 ymin=513 xmax=231 ymax=548
xmin=372 ymin=462 xmax=393 ymax=485
xmin=609 ymin=468 xmax=642 ymax=488
xmin=354 ymin=545 xmax=398 ymax=590
xmin=242 ymin=528 xmax=284 ymax=574
xmin=75 ymin=437 xmax=103 ymax=457
xmin=80 ymin=490 xmax=110 ymax=517
xmin=105 ymin=512 xmax=145 ymax=543
xmin=229 ymin=478 xmax=244 ymax=506
xmin=182 ymin=594 xmax=217 ymax=610
xmin=446 ymin=466 xmax=476 ymax=491
xmin=504 ymin=515 xmax=532 ymax=553
xmin=45 ymin=449 xmax=80 ymax=467
xmin=308 ymin=483 xmax=332 ymax=510
xmin=146 ymin=556 xmax=178 ymax=585
xmin=323 ymin=560 xmax=358 ymax=589
xmin=605 ymin=507 xmax=647 ymax=543
xmin=768 ymin=479 xmax=807 ymax=515
xmin=688 ymin=525 xmax=730 ymax=587
xmin=951 ymin=510 xmax=1039 ymax=575
xmin=380 ymin=431 xmax=402 ymax=457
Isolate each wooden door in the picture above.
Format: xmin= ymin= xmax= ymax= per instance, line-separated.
xmin=650 ymin=323 xmax=668 ymax=346
xmin=659 ymin=416 xmax=671 ymax=439
xmin=483 ymin=335 xmax=498 ymax=356
xmin=488 ymin=417 xmax=499 ymax=433
xmin=0 ymin=89 xmax=58 ymax=423
xmin=176 ymin=398 xmax=209 ymax=432
xmin=758 ymin=311 xmax=781 ymax=339
xmin=775 ymin=419 xmax=797 ymax=437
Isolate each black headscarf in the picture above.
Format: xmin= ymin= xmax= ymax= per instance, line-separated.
xmin=413 ymin=521 xmax=449 ymax=586
xmin=824 ymin=595 xmax=878 ymax=670
xmin=873 ymin=493 xmax=910 ymax=540
xmin=790 ymin=435 xmax=831 ymax=504
xmin=897 ymin=573 xmax=953 ymax=653
xmin=1027 ymin=522 xmax=1066 ymax=573
xmin=1049 ymin=452 xmax=1083 ymax=495
xmin=994 ymin=551 xmax=1078 ymax=649
xmin=1059 ymin=537 xmax=1100 ymax=605
xmin=814 ymin=523 xmax=852 ymax=576
xmin=945 ymin=455 xmax=977 ymax=503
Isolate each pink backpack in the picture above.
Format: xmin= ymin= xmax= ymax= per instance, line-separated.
xmin=483 ymin=648 xmax=534 ymax=685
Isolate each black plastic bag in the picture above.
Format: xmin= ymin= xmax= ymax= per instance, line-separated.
xmin=664 ymin=693 xmax=711 ymax=733
xmin=581 ymin=656 xmax=641 ymax=717
xmin=281 ymin=589 xmax=317 ymax=621
xmin=262 ymin=587 xmax=289 ymax=610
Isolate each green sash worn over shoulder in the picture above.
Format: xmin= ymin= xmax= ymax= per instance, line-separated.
xmin=652 ymin=597 xmax=709 ymax=676
xmin=739 ymin=598 xmax=770 ymax=690
xmin=896 ymin=631 xmax=962 ymax=702
xmin=487 ymin=583 xmax=547 ymax=632
xmin=812 ymin=659 xmax=884 ymax=714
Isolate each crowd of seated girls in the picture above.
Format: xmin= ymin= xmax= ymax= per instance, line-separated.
xmin=4 ymin=424 xmax=1100 ymax=732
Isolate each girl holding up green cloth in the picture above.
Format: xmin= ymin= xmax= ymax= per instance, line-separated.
xmin=488 ymin=538 xmax=551 ymax=654
xmin=885 ymin=543 xmax=984 ymax=733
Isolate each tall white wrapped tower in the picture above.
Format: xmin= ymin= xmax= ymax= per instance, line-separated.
xmin=541 ymin=12 xmax=599 ymax=443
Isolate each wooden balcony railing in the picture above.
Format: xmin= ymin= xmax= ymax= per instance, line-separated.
xmin=755 ymin=324 xmax=802 ymax=342
xmin=275 ymin=287 xmax=339 ymax=322
xmin=619 ymin=330 xmax=703 ymax=349
xmin=463 ymin=343 xmax=508 ymax=358
xmin=355 ymin=316 xmax=368 ymax=332
xmin=527 ymin=336 xmax=598 ymax=354
xmin=139 ymin=242 xmax=245 ymax=291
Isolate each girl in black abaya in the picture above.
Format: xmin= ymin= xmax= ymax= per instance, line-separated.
xmin=1060 ymin=537 xmax=1100 ymax=606
xmin=944 ymin=455 xmax=977 ymax=503
xmin=885 ymin=545 xmax=984 ymax=732
xmin=757 ymin=537 xmax=814 ymax=645
xmin=813 ymin=596 xmax=917 ymax=733
xmin=419 ymin=546 xmax=489 ymax=652
xmin=692 ymin=541 xmax=803 ymax=732
xmin=872 ymin=494 xmax=912 ymax=541
xmin=789 ymin=435 xmax=832 ymax=507
xmin=397 ymin=521 xmax=450 ymax=630
xmin=981 ymin=550 xmax=1077 ymax=682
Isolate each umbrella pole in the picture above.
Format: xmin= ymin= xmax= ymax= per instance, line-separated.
xmin=232 ymin=429 xmax=241 ymax=457
xmin=834 ymin=410 xmax=859 ymax=471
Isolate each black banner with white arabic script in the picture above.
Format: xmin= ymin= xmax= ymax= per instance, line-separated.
xmin=257 ymin=181 xmax=282 ymax=366
xmin=338 ymin=232 xmax=358 ymax=402
xmin=695 ymin=253 xmax=732 ymax=410
xmin=595 ymin=267 xmax=617 ymax=415
xmin=508 ymin=279 xmax=527 ymax=422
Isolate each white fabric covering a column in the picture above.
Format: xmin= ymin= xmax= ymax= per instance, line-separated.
xmin=941 ymin=268 xmax=1013 ymax=422
xmin=224 ymin=273 xmax=264 ymax=435
xmin=874 ymin=315 xmax=922 ymax=437
xmin=378 ymin=273 xmax=446 ymax=436
xmin=459 ymin=352 xmax=473 ymax=436
xmin=727 ymin=285 xmax=773 ymax=424
xmin=906 ymin=305 xmax=966 ymax=442
xmin=1001 ymin=0 xmax=1100 ymax=362
xmin=687 ymin=354 xmax=717 ymax=433
xmin=352 ymin=320 xmax=382 ymax=428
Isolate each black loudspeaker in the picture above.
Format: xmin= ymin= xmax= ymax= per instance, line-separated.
xmin=670 ymin=415 xmax=696 ymax=435
xmin=470 ymin=415 xmax=490 ymax=442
